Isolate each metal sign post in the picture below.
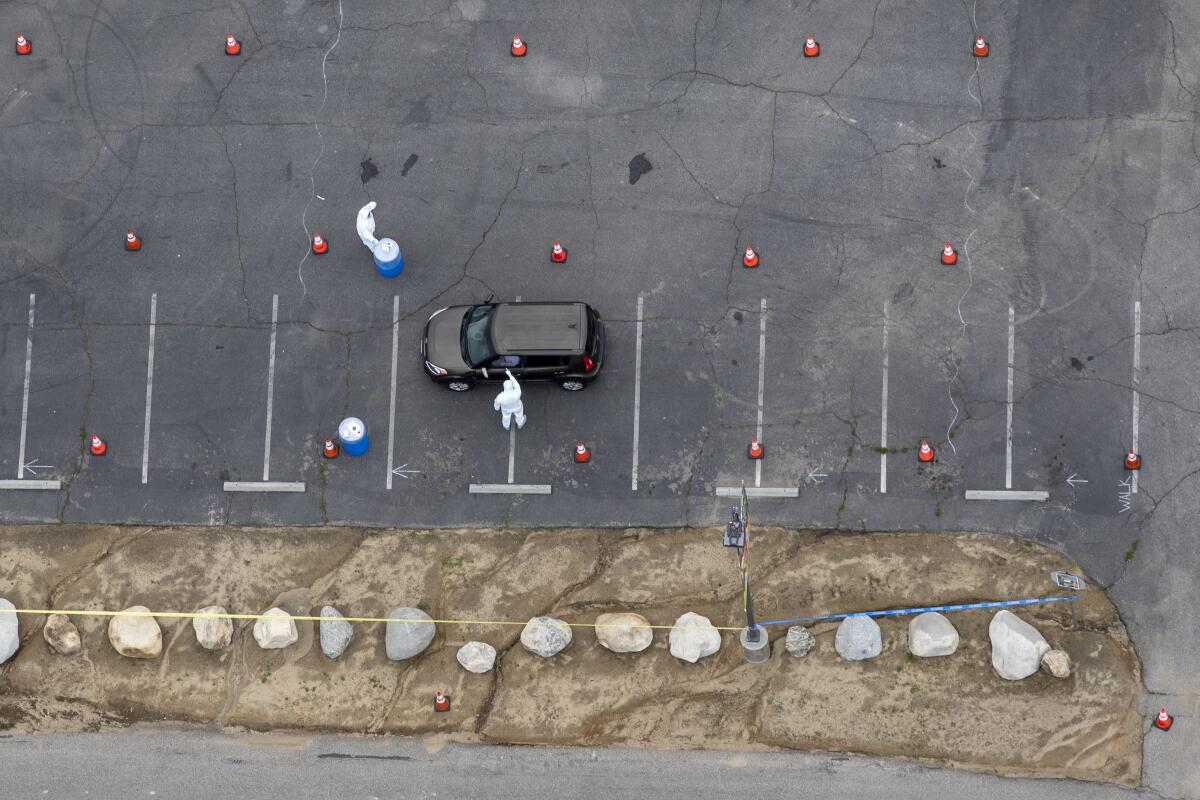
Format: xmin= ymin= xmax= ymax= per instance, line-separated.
xmin=1050 ymin=571 xmax=1085 ymax=630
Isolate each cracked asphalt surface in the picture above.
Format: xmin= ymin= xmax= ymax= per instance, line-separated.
xmin=0 ymin=0 xmax=1197 ymax=796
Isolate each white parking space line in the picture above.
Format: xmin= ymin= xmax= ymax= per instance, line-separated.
xmin=631 ymin=294 xmax=643 ymax=491
xmin=223 ymin=481 xmax=305 ymax=493
xmin=469 ymin=483 xmax=551 ymax=495
xmin=756 ymin=298 xmax=766 ymax=489
xmin=506 ymin=295 xmax=521 ymax=484
xmin=1006 ymin=306 xmax=1014 ymax=490
xmin=716 ymin=486 xmax=799 ymax=498
xmin=1128 ymin=299 xmax=1137 ymax=494
xmin=880 ymin=300 xmax=889 ymax=494
xmin=262 ymin=295 xmax=279 ymax=482
xmin=0 ymin=479 xmax=60 ymax=490
xmin=141 ymin=294 xmax=157 ymax=485
xmin=965 ymin=489 xmax=1048 ymax=501
xmin=386 ymin=295 xmax=399 ymax=490
xmin=16 ymin=293 xmax=34 ymax=480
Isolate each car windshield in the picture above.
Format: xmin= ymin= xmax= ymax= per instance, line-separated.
xmin=461 ymin=304 xmax=496 ymax=366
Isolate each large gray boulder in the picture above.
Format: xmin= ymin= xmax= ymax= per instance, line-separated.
xmin=253 ymin=608 xmax=298 ymax=650
xmin=108 ymin=606 xmax=162 ymax=659
xmin=835 ymin=615 xmax=882 ymax=661
xmin=520 ymin=616 xmax=573 ymax=657
xmin=594 ymin=612 xmax=653 ymax=653
xmin=385 ymin=607 xmax=435 ymax=660
xmin=668 ymin=612 xmax=721 ymax=663
xmin=908 ymin=612 xmax=959 ymax=657
xmin=457 ymin=641 xmax=497 ymax=673
xmin=989 ymin=610 xmax=1051 ymax=680
xmin=0 ymin=598 xmax=19 ymax=664
xmin=319 ymin=606 xmax=353 ymax=660
xmin=784 ymin=626 xmax=816 ymax=657
xmin=43 ymin=614 xmax=82 ymax=655
xmin=192 ymin=606 xmax=233 ymax=650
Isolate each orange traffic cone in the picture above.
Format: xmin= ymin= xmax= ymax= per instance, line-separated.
xmin=312 ymin=231 xmax=328 ymax=254
xmin=918 ymin=439 xmax=935 ymax=463
xmin=125 ymin=229 xmax=141 ymax=251
xmin=225 ymin=33 xmax=241 ymax=56
xmin=89 ymin=434 xmax=107 ymax=457
xmin=434 ymin=691 xmax=451 ymax=712
xmin=1124 ymin=449 xmax=1141 ymax=470
xmin=972 ymin=34 xmax=989 ymax=57
xmin=1154 ymin=707 xmax=1173 ymax=731
xmin=574 ymin=440 xmax=591 ymax=463
xmin=803 ymin=35 xmax=819 ymax=58
xmin=742 ymin=245 xmax=759 ymax=268
xmin=322 ymin=437 xmax=339 ymax=459
xmin=747 ymin=437 xmax=764 ymax=460
xmin=551 ymin=241 xmax=567 ymax=263
xmin=15 ymin=33 xmax=31 ymax=55
xmin=511 ymin=35 xmax=526 ymax=57
xmin=940 ymin=242 xmax=957 ymax=265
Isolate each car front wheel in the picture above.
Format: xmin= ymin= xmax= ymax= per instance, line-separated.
xmin=559 ymin=379 xmax=586 ymax=391
xmin=446 ymin=380 xmax=474 ymax=392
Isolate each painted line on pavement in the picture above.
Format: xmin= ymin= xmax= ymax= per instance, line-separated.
xmin=262 ymin=294 xmax=279 ymax=482
xmin=1006 ymin=305 xmax=1014 ymax=490
xmin=17 ymin=294 xmax=34 ymax=479
xmin=386 ymin=295 xmax=399 ymax=490
xmin=141 ymin=294 xmax=157 ymax=485
xmin=716 ymin=486 xmax=799 ymax=498
xmin=756 ymin=298 xmax=766 ymax=488
xmin=469 ymin=483 xmax=551 ymax=495
xmin=880 ymin=299 xmax=889 ymax=493
xmin=223 ymin=481 xmax=306 ymax=493
xmin=0 ymin=479 xmax=61 ymax=491
xmin=631 ymin=294 xmax=643 ymax=491
xmin=1132 ymin=300 xmax=1140 ymax=494
xmin=964 ymin=489 xmax=1049 ymax=501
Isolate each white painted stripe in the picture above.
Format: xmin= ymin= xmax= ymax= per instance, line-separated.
xmin=386 ymin=295 xmax=399 ymax=490
xmin=262 ymin=295 xmax=279 ymax=482
xmin=880 ymin=299 xmax=889 ymax=494
xmin=716 ymin=486 xmax=799 ymax=498
xmin=469 ymin=483 xmax=552 ymax=495
xmin=0 ymin=479 xmax=61 ymax=490
xmin=17 ymin=294 xmax=34 ymax=479
xmin=223 ymin=481 xmax=306 ymax=493
xmin=1006 ymin=306 xmax=1014 ymax=490
xmin=755 ymin=298 xmax=766 ymax=489
xmin=965 ymin=489 xmax=1049 ymax=501
xmin=141 ymin=294 xmax=157 ymax=485
xmin=631 ymin=294 xmax=643 ymax=491
xmin=1131 ymin=300 xmax=1140 ymax=494
xmin=507 ymin=296 xmax=520 ymax=484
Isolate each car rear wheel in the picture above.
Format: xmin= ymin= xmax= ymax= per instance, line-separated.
xmin=446 ymin=380 xmax=474 ymax=392
xmin=559 ymin=379 xmax=586 ymax=391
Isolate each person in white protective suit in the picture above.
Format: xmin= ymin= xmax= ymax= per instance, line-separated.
xmin=356 ymin=201 xmax=400 ymax=262
xmin=493 ymin=371 xmax=526 ymax=431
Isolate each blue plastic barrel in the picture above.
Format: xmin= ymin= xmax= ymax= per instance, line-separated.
xmin=338 ymin=417 xmax=369 ymax=456
xmin=374 ymin=238 xmax=403 ymax=278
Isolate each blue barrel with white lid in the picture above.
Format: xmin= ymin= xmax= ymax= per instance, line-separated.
xmin=338 ymin=417 xmax=369 ymax=456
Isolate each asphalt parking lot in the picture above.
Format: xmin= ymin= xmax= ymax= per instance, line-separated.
xmin=1 ymin=0 xmax=1198 ymax=795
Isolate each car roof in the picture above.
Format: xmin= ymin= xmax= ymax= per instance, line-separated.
xmin=490 ymin=302 xmax=587 ymax=354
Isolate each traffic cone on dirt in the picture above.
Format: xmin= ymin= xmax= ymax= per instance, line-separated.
xmin=918 ymin=439 xmax=935 ymax=463
xmin=434 ymin=691 xmax=451 ymax=712
xmin=89 ymin=434 xmax=107 ymax=457
xmin=125 ymin=229 xmax=141 ymax=251
xmin=511 ymin=35 xmax=526 ymax=57
xmin=803 ymin=35 xmax=819 ymax=58
xmin=322 ymin=437 xmax=339 ymax=459
xmin=742 ymin=245 xmax=759 ymax=268
xmin=15 ymin=33 xmax=31 ymax=55
xmin=1154 ymin=707 xmax=1173 ymax=731
xmin=574 ymin=440 xmax=591 ymax=463
xmin=940 ymin=242 xmax=957 ymax=265
xmin=312 ymin=231 xmax=328 ymax=254
xmin=747 ymin=437 xmax=764 ymax=460
xmin=550 ymin=241 xmax=567 ymax=263
xmin=225 ymin=33 xmax=241 ymax=56
xmin=972 ymin=34 xmax=989 ymax=57
xmin=1124 ymin=449 xmax=1141 ymax=470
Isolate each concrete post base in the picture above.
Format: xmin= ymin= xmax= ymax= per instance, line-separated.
xmin=740 ymin=625 xmax=771 ymax=663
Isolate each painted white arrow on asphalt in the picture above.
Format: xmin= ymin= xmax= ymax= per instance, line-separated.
xmin=391 ymin=463 xmax=421 ymax=479
xmin=21 ymin=459 xmax=54 ymax=476
xmin=806 ymin=467 xmax=827 ymax=484
xmin=1065 ymin=473 xmax=1088 ymax=488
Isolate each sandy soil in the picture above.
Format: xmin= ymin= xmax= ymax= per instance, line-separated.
xmin=0 ymin=525 xmax=1141 ymax=785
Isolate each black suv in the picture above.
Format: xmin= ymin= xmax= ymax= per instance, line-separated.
xmin=421 ymin=301 xmax=605 ymax=391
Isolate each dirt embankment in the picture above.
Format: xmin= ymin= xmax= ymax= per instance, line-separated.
xmin=0 ymin=525 xmax=1141 ymax=785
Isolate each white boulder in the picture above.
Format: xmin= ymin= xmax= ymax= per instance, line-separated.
xmin=457 ymin=641 xmax=497 ymax=673
xmin=43 ymin=614 xmax=82 ymax=655
xmin=594 ymin=612 xmax=653 ymax=653
xmin=252 ymin=608 xmax=298 ymax=650
xmin=908 ymin=612 xmax=959 ymax=657
xmin=835 ymin=615 xmax=882 ymax=661
xmin=385 ymin=607 xmax=436 ymax=660
xmin=520 ymin=616 xmax=573 ymax=657
xmin=0 ymin=598 xmax=19 ymax=663
xmin=989 ymin=610 xmax=1051 ymax=680
xmin=1041 ymin=649 xmax=1073 ymax=678
xmin=192 ymin=606 xmax=233 ymax=650
xmin=108 ymin=606 xmax=162 ymax=659
xmin=668 ymin=612 xmax=721 ymax=663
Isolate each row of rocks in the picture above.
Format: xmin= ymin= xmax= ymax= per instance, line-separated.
xmin=787 ymin=609 xmax=1071 ymax=680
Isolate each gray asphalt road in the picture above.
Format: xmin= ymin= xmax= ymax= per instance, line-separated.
xmin=1 ymin=0 xmax=1197 ymax=796
xmin=0 ymin=728 xmax=1162 ymax=800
